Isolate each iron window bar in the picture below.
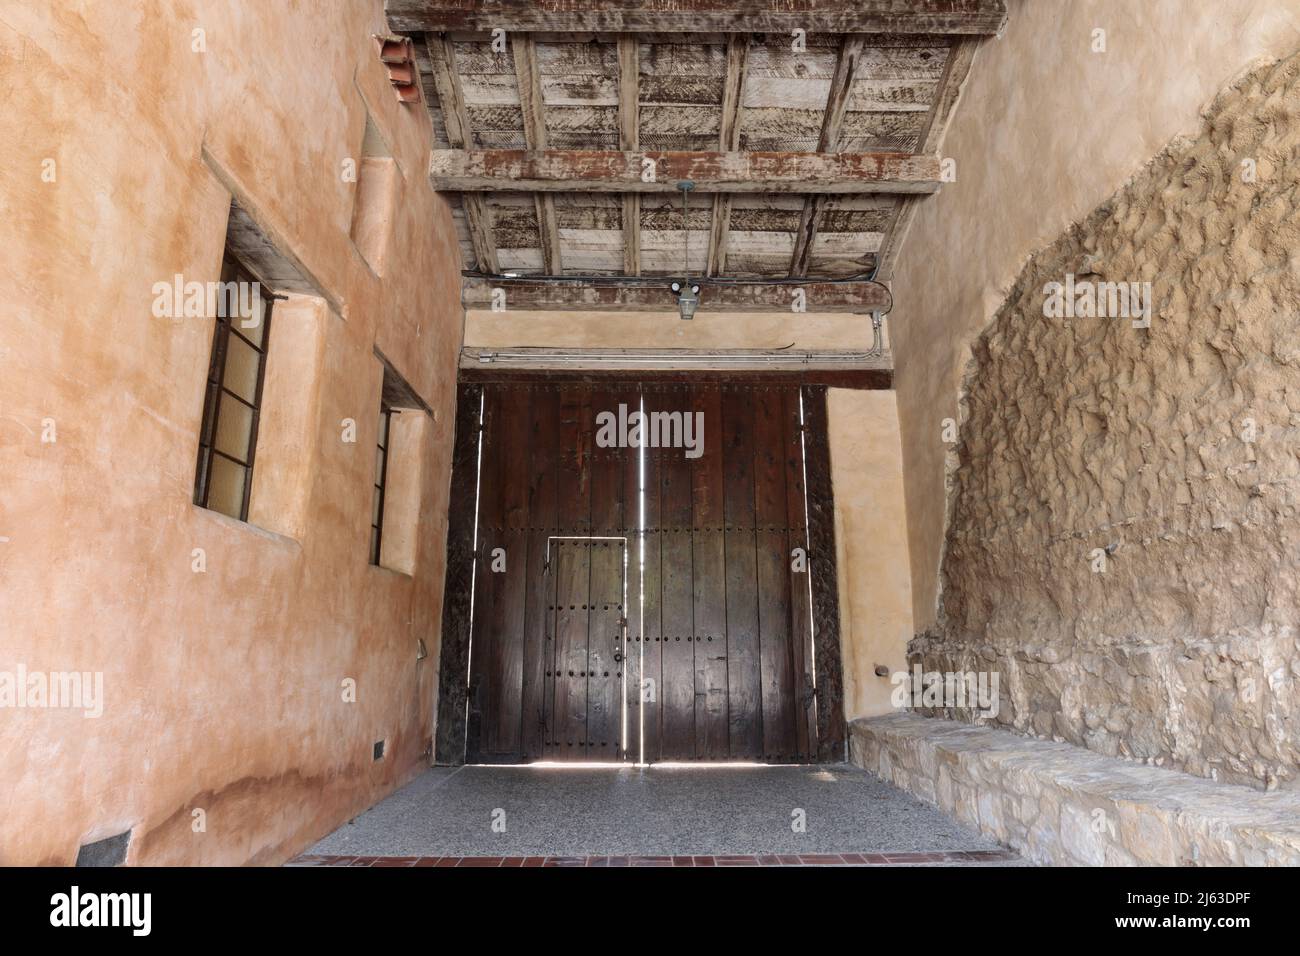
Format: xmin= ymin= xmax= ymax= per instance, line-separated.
xmin=370 ymin=405 xmax=393 ymax=566
xmin=193 ymin=255 xmax=274 ymax=521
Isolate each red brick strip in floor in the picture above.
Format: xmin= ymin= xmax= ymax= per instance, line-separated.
xmin=290 ymin=850 xmax=1016 ymax=867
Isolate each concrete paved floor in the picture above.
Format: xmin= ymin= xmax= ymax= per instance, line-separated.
xmin=309 ymin=763 xmax=1019 ymax=860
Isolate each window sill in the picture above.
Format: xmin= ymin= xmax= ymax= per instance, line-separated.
xmin=191 ymin=502 xmax=303 ymax=549
xmin=369 ymin=562 xmax=414 ymax=580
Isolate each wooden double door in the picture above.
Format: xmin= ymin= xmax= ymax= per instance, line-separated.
xmin=439 ymin=379 xmax=841 ymax=764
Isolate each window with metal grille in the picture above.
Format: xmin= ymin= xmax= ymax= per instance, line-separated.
xmin=193 ymin=255 xmax=273 ymax=521
xmin=370 ymin=404 xmax=392 ymax=565
xmin=368 ymin=358 xmax=430 ymax=572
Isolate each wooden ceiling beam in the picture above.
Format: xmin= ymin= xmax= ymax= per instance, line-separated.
xmin=875 ymin=37 xmax=979 ymax=281
xmin=388 ymin=1 xmax=1009 ymax=36
xmin=425 ymin=33 xmax=499 ymax=274
xmin=462 ymin=277 xmax=890 ymax=313
xmin=432 ymin=149 xmax=942 ymax=194
xmin=790 ymin=35 xmax=865 ymax=278
xmin=617 ymin=36 xmax=641 ymax=276
xmin=789 ymin=196 xmax=827 ymax=278
xmin=460 ymin=194 xmax=499 ymax=276
xmin=818 ymin=36 xmax=868 ymax=154
xmin=707 ymin=34 xmax=749 ymax=277
xmin=511 ymin=34 xmax=562 ymax=275
xmin=459 ymin=362 xmax=894 ymax=390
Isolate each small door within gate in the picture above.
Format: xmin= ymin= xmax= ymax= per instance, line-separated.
xmin=543 ymin=536 xmax=628 ymax=759
xmin=442 ymin=381 xmax=843 ymax=765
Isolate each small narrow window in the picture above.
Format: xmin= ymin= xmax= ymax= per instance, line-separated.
xmin=369 ymin=357 xmax=429 ymax=574
xmin=350 ymin=109 xmax=400 ymax=274
xmin=194 ymin=255 xmax=273 ymax=520
xmin=370 ymin=404 xmax=392 ymax=565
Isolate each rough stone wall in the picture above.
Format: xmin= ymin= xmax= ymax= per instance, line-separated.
xmin=891 ymin=1 xmax=1300 ymax=635
xmin=917 ymin=51 xmax=1300 ymax=790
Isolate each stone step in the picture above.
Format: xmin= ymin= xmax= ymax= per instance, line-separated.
xmin=850 ymin=714 xmax=1300 ymax=866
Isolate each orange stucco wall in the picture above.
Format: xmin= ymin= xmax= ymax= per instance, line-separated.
xmin=0 ymin=2 xmax=463 ymax=864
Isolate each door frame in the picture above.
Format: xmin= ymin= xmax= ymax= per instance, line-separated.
xmin=434 ymin=372 xmax=847 ymax=765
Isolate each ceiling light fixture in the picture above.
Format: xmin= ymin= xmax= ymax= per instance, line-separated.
xmin=671 ymin=180 xmax=701 ymax=320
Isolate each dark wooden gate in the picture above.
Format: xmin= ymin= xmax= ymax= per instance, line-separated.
xmin=435 ymin=378 xmax=843 ymax=764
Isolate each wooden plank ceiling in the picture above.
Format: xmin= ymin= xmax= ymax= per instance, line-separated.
xmin=397 ymin=1 xmax=1006 ymax=309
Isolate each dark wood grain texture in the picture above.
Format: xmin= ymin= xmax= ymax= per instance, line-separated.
xmin=440 ymin=379 xmax=844 ymax=764
xmin=800 ymin=385 xmax=846 ymax=761
xmin=434 ymin=384 xmax=484 ymax=765
xmin=460 ymin=365 xmax=893 ymax=390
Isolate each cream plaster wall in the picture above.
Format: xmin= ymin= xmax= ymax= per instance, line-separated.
xmin=828 ymin=389 xmax=913 ymax=719
xmin=890 ymin=0 xmax=1300 ymax=629
xmin=464 ymin=308 xmax=885 ymax=351
xmin=0 ymin=2 xmax=464 ymax=864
